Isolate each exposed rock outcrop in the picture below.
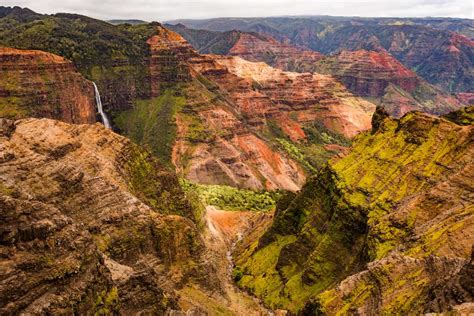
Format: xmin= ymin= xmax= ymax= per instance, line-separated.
xmin=171 ymin=18 xmax=474 ymax=94
xmin=205 ymin=55 xmax=375 ymax=138
xmin=311 ymin=50 xmax=463 ymax=117
xmin=0 ymin=118 xmax=225 ymax=314
xmin=0 ymin=47 xmax=96 ymax=123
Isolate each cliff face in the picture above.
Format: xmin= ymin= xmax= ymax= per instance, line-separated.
xmin=195 ymin=55 xmax=375 ymax=138
xmin=312 ymin=50 xmax=463 ymax=117
xmin=147 ymin=25 xmax=194 ymax=95
xmin=118 ymin=28 xmax=307 ymax=191
xmin=0 ymin=47 xmax=96 ymax=123
xmin=116 ymin=27 xmax=375 ymax=190
xmin=227 ymin=32 xmax=324 ymax=71
xmin=170 ymin=24 xmax=464 ymax=118
xmin=306 ymin=26 xmax=474 ymax=94
xmin=0 ymin=117 xmax=260 ymax=314
xmin=0 ymin=9 xmax=376 ymax=190
xmin=234 ymin=107 xmax=474 ymax=313
xmin=168 ymin=25 xmax=324 ymax=72
xmin=315 ymin=50 xmax=419 ymax=96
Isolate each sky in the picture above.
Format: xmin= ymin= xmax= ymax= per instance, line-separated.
xmin=2 ymin=0 xmax=473 ymax=21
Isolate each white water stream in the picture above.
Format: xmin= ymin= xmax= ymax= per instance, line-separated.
xmin=92 ymin=82 xmax=111 ymax=129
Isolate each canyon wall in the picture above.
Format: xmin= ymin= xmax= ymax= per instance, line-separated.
xmin=234 ymin=107 xmax=474 ymax=313
xmin=0 ymin=117 xmax=239 ymax=314
xmin=0 ymin=47 xmax=96 ymax=123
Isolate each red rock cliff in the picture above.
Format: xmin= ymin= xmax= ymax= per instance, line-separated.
xmin=0 ymin=47 xmax=96 ymax=123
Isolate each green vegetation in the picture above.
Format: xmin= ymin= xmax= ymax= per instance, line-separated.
xmin=123 ymin=144 xmax=197 ymax=220
xmin=181 ymin=179 xmax=281 ymax=212
xmin=235 ymin=111 xmax=472 ymax=313
xmin=0 ymin=11 xmax=156 ymax=71
xmin=94 ymin=287 xmax=120 ymax=315
xmin=264 ymin=119 xmax=351 ymax=173
xmin=115 ymin=89 xmax=185 ymax=166
xmin=276 ymin=138 xmax=316 ymax=173
xmin=444 ymin=105 xmax=474 ymax=125
xmin=0 ymin=97 xmax=26 ymax=119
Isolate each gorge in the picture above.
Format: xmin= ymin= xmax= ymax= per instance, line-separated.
xmin=0 ymin=5 xmax=473 ymax=315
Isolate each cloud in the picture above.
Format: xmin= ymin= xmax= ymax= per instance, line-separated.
xmin=1 ymin=0 xmax=472 ymax=21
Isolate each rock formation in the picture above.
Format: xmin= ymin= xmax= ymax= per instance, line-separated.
xmin=311 ymin=50 xmax=463 ymax=117
xmin=233 ymin=108 xmax=474 ymax=313
xmin=170 ymin=17 xmax=474 ymax=94
xmin=0 ymin=47 xmax=96 ymax=123
xmin=204 ymin=55 xmax=375 ymax=138
xmin=0 ymin=117 xmax=271 ymax=314
xmin=170 ymin=24 xmax=464 ymax=118
xmin=118 ymin=25 xmax=375 ymax=190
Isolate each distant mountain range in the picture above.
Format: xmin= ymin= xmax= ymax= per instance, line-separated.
xmin=167 ymin=16 xmax=474 ymax=94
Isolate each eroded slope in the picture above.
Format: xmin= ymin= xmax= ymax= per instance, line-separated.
xmin=0 ymin=117 xmax=267 ymax=314
xmin=234 ymin=107 xmax=474 ymax=313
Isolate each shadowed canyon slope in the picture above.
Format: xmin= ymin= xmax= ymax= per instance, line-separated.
xmin=233 ymin=107 xmax=474 ymax=313
xmin=0 ymin=47 xmax=96 ymax=123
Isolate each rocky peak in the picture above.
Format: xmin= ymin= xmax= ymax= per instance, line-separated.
xmin=371 ymin=105 xmax=390 ymax=133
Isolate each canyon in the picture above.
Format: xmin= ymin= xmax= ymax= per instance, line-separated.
xmin=0 ymin=6 xmax=473 ymax=315
xmin=233 ymin=107 xmax=474 ymax=313
xmin=170 ymin=25 xmax=465 ymax=118
xmin=170 ymin=16 xmax=474 ymax=94
xmin=0 ymin=117 xmax=271 ymax=314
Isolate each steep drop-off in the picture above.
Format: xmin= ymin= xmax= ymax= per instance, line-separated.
xmin=0 ymin=47 xmax=96 ymax=123
xmin=233 ymin=107 xmax=474 ymax=313
xmin=0 ymin=117 xmax=273 ymax=314
xmin=0 ymin=8 xmax=373 ymax=191
xmin=118 ymin=26 xmax=307 ymax=191
xmin=167 ymin=24 xmax=323 ymax=71
xmin=0 ymin=7 xmax=159 ymax=114
xmin=169 ymin=25 xmax=464 ymax=118
xmin=206 ymin=55 xmax=375 ymax=138
xmin=116 ymin=25 xmax=375 ymax=190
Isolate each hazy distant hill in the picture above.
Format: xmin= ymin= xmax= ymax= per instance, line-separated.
xmin=108 ymin=19 xmax=148 ymax=25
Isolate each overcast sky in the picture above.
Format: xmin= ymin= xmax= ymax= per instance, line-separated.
xmin=2 ymin=0 xmax=473 ymax=21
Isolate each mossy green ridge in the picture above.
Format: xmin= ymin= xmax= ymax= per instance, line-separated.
xmin=234 ymin=109 xmax=474 ymax=313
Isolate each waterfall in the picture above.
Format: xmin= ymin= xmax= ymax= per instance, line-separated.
xmin=92 ymin=82 xmax=111 ymax=129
